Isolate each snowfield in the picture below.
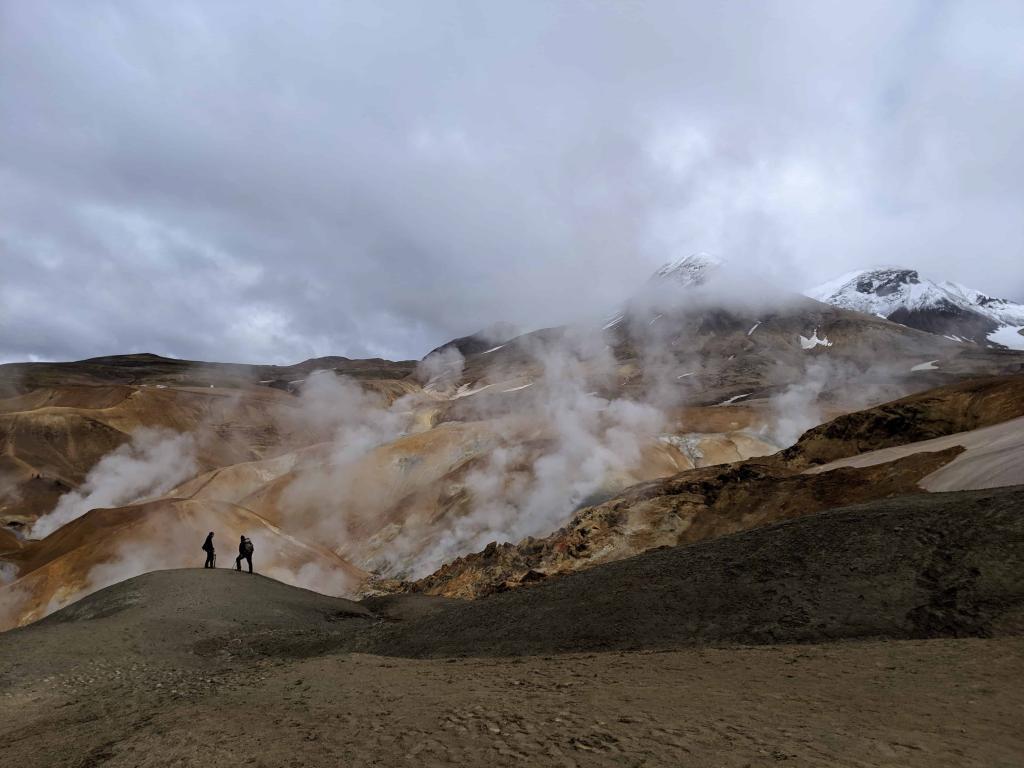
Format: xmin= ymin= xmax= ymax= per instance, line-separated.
xmin=987 ymin=325 xmax=1024 ymax=351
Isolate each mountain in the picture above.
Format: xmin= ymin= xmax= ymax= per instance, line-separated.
xmin=4 ymin=259 xmax=1024 ymax=629
xmin=573 ymin=254 xmax=1024 ymax=416
xmin=425 ymin=322 xmax=518 ymax=359
xmin=806 ymin=266 xmax=1024 ymax=350
xmin=650 ymin=251 xmax=723 ymax=287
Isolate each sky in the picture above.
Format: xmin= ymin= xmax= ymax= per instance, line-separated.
xmin=1 ymin=1 xmax=1022 ymax=364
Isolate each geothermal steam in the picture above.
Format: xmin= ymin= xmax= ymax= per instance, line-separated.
xmin=409 ymin=331 xmax=664 ymax=575
xmin=30 ymin=428 xmax=197 ymax=539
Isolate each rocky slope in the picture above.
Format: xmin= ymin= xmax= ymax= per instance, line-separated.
xmin=408 ymin=375 xmax=1024 ymax=598
xmin=380 ymin=485 xmax=1024 ymax=656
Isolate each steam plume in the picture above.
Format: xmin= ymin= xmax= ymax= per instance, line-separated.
xmin=29 ymin=428 xmax=197 ymax=539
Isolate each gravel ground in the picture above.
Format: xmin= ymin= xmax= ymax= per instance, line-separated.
xmin=1 ymin=486 xmax=1022 ymax=767
xmin=2 ymin=638 xmax=1022 ymax=767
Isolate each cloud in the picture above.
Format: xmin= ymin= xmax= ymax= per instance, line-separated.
xmin=1 ymin=1 xmax=1022 ymax=364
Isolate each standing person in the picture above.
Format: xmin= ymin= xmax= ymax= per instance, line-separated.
xmin=235 ymin=534 xmax=254 ymax=574
xmin=202 ymin=532 xmax=216 ymax=569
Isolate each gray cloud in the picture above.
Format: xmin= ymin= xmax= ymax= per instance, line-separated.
xmin=1 ymin=1 xmax=1022 ymax=364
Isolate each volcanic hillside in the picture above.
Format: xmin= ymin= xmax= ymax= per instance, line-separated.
xmin=409 ymin=374 xmax=1024 ymax=598
xmin=1 ymin=484 xmax=1020 ymax=664
xmin=3 ymin=260 xmax=1024 ymax=629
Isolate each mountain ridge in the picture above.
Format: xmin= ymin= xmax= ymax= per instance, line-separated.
xmin=806 ymin=266 xmax=1024 ymax=350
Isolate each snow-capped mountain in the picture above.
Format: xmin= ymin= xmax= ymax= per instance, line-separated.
xmin=806 ymin=267 xmax=1024 ymax=350
xmin=603 ymin=253 xmax=724 ymax=330
xmin=651 ymin=252 xmax=723 ymax=288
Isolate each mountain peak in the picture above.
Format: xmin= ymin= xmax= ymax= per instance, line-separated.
xmin=807 ymin=266 xmax=1024 ymax=350
xmin=651 ymin=253 xmax=723 ymax=287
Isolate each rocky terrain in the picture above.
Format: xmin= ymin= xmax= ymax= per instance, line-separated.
xmin=1 ymin=484 xmax=1022 ymax=767
xmin=409 ymin=375 xmax=1024 ymax=598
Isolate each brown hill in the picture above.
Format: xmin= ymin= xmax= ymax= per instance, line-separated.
xmin=408 ymin=374 xmax=1024 ymax=598
xmin=0 ymin=383 xmax=297 ymax=528
xmin=784 ymin=374 xmax=1024 ymax=465
xmin=0 ymin=496 xmax=366 ymax=629
xmin=0 ymin=352 xmax=416 ymax=394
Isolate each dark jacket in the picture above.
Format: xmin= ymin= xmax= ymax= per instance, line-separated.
xmin=202 ymin=534 xmax=215 ymax=553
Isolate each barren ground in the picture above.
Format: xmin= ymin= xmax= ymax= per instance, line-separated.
xmin=2 ymin=638 xmax=1022 ymax=767
xmin=2 ymin=486 xmax=1021 ymax=767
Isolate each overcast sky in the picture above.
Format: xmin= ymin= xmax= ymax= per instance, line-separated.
xmin=1 ymin=1 xmax=1022 ymax=364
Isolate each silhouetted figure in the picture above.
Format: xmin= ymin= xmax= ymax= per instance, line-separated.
xmin=236 ymin=535 xmax=254 ymax=573
xmin=202 ymin=532 xmax=216 ymax=568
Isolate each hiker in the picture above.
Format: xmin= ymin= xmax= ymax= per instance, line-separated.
xmin=202 ymin=532 xmax=216 ymax=569
xmin=235 ymin=534 xmax=254 ymax=574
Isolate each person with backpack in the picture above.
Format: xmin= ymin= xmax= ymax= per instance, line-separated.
xmin=235 ymin=534 xmax=254 ymax=573
xmin=202 ymin=532 xmax=216 ymax=569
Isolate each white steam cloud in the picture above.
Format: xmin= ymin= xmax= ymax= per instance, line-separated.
xmin=397 ymin=329 xmax=667 ymax=576
xmin=769 ymin=362 xmax=832 ymax=448
xmin=286 ymin=370 xmax=411 ymax=465
xmin=415 ymin=346 xmax=466 ymax=393
xmin=768 ymin=359 xmax=904 ymax=447
xmin=277 ymin=370 xmax=416 ymax=540
xmin=29 ymin=428 xmax=197 ymax=539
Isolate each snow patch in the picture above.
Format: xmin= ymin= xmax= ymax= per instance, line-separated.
xmin=482 ymin=345 xmax=505 ymax=355
xmin=501 ymin=382 xmax=533 ymax=393
xmin=450 ymin=383 xmax=493 ymax=399
xmin=799 ymin=330 xmax=833 ymax=350
xmin=987 ymin=325 xmax=1024 ymax=351
xmin=602 ymin=313 xmax=625 ymax=331
xmin=910 ymin=360 xmax=939 ymax=372
xmin=747 ymin=322 xmax=760 ymax=336
xmin=715 ymin=393 xmax=750 ymax=406
xmin=652 ymin=253 xmax=723 ymax=288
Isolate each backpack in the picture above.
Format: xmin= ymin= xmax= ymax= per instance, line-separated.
xmin=242 ymin=537 xmax=254 ymax=556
